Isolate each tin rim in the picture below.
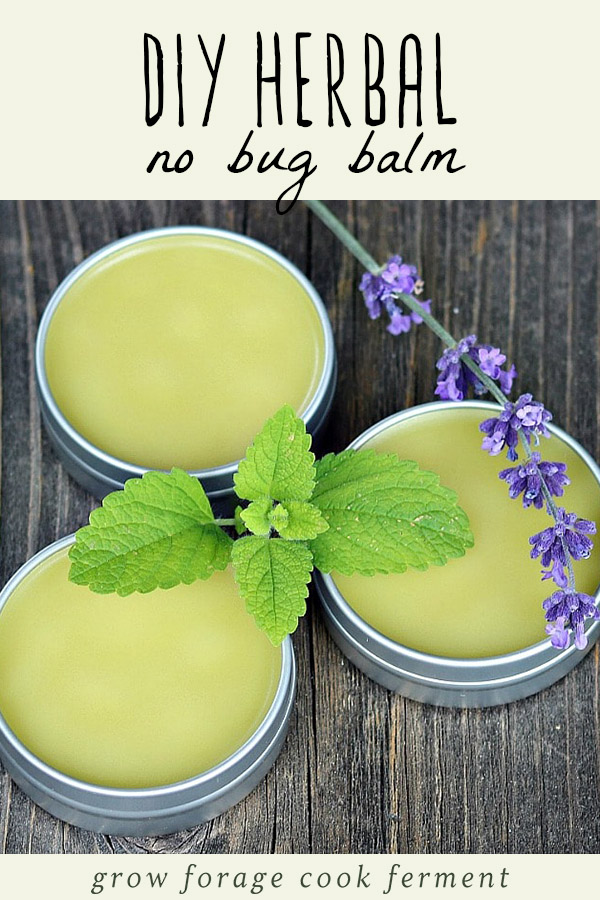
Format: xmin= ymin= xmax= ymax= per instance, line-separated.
xmin=35 ymin=226 xmax=336 ymax=484
xmin=316 ymin=400 xmax=600 ymax=678
xmin=0 ymin=534 xmax=295 ymax=809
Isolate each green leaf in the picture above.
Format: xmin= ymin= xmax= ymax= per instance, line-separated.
xmin=231 ymin=536 xmax=313 ymax=644
xmin=241 ymin=499 xmax=272 ymax=536
xmin=309 ymin=449 xmax=473 ymax=576
xmin=234 ymin=405 xmax=315 ymax=502
xmin=234 ymin=505 xmax=247 ymax=536
xmin=274 ymin=501 xmax=329 ymax=541
xmin=69 ymin=468 xmax=232 ymax=594
xmin=268 ymin=503 xmax=289 ymax=534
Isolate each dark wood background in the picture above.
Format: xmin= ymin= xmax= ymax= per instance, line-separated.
xmin=0 ymin=200 xmax=599 ymax=855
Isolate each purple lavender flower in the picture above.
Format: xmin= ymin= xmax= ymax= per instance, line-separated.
xmin=529 ymin=507 xmax=596 ymax=568
xmin=499 ymin=452 xmax=570 ymax=509
xmin=435 ymin=335 xmax=518 ymax=402
xmin=479 ymin=394 xmax=552 ymax=461
xmin=541 ymin=559 xmax=569 ymax=589
xmin=381 ymin=256 xmax=419 ymax=294
xmin=498 ymin=365 xmax=518 ymax=395
xmin=387 ymin=309 xmax=412 ymax=335
xmin=545 ymin=616 xmax=570 ymax=650
xmin=543 ymin=589 xmax=599 ymax=650
xmin=359 ymin=256 xmax=431 ymax=335
xmin=359 ymin=249 xmax=596 ymax=657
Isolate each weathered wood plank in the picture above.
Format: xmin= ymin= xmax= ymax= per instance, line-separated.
xmin=0 ymin=200 xmax=598 ymax=854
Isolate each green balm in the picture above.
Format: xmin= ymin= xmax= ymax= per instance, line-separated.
xmin=333 ymin=408 xmax=600 ymax=658
xmin=0 ymin=550 xmax=281 ymax=788
xmin=45 ymin=234 xmax=325 ymax=470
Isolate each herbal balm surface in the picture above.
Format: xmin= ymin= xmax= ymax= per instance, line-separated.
xmin=44 ymin=234 xmax=326 ymax=470
xmin=333 ymin=408 xmax=600 ymax=658
xmin=0 ymin=550 xmax=281 ymax=788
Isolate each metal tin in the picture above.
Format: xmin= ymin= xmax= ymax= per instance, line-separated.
xmin=314 ymin=400 xmax=600 ymax=708
xmin=35 ymin=227 xmax=337 ymax=502
xmin=0 ymin=536 xmax=296 ymax=835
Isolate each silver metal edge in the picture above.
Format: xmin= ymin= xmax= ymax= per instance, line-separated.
xmin=0 ymin=535 xmax=296 ymax=833
xmin=35 ymin=226 xmax=336 ymax=494
xmin=314 ymin=400 xmax=600 ymax=705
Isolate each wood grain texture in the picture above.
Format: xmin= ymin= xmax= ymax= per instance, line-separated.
xmin=0 ymin=200 xmax=599 ymax=854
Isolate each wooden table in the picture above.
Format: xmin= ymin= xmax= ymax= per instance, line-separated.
xmin=1 ymin=200 xmax=599 ymax=854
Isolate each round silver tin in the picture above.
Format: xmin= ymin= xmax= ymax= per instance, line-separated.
xmin=35 ymin=227 xmax=336 ymax=502
xmin=0 ymin=535 xmax=296 ymax=835
xmin=314 ymin=400 xmax=600 ymax=708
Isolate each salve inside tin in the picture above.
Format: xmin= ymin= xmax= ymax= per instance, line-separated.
xmin=42 ymin=230 xmax=330 ymax=472
xmin=332 ymin=406 xmax=600 ymax=659
xmin=0 ymin=545 xmax=281 ymax=789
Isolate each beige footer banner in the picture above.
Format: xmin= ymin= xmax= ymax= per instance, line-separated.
xmin=0 ymin=854 xmax=594 ymax=898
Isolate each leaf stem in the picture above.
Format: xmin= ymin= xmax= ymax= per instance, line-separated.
xmin=215 ymin=518 xmax=236 ymax=527
xmin=304 ymin=200 xmax=381 ymax=275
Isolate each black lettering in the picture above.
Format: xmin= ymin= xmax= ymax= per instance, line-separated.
xmin=326 ymin=34 xmax=350 ymax=126
xmin=144 ymin=34 xmax=163 ymax=126
xmin=420 ymin=146 xmax=465 ymax=172
xmin=377 ymin=151 xmax=402 ymax=173
xmin=91 ymin=873 xmax=106 ymax=895
xmin=146 ymin=149 xmax=194 ymax=173
xmin=435 ymin=873 xmax=456 ymax=889
xmin=295 ymin=33 xmax=312 ymax=126
xmin=403 ymin=131 xmax=424 ymax=173
xmin=227 ymin=131 xmax=255 ymax=173
xmin=177 ymin=34 xmax=184 ymax=126
xmin=275 ymin=150 xmax=317 ymax=215
xmin=356 ymin=865 xmax=370 ymax=889
xmin=257 ymin=148 xmax=287 ymax=174
xmin=436 ymin=33 xmax=456 ymax=124
xmin=365 ymin=34 xmax=385 ymax=125
xmin=257 ymin=33 xmax=282 ymax=126
xmin=197 ymin=34 xmax=226 ymax=126
xmin=399 ymin=34 xmax=422 ymax=127
xmin=348 ymin=130 xmax=375 ymax=173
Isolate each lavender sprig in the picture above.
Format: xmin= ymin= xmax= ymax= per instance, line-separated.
xmin=304 ymin=199 xmax=598 ymax=651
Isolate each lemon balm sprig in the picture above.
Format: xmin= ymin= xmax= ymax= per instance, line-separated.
xmin=69 ymin=406 xmax=473 ymax=645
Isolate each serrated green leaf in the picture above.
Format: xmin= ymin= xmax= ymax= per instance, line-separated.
xmin=274 ymin=501 xmax=329 ymax=541
xmin=310 ymin=449 xmax=473 ymax=576
xmin=231 ymin=536 xmax=313 ymax=644
xmin=241 ymin=499 xmax=272 ymax=536
xmin=69 ymin=468 xmax=232 ymax=594
xmin=234 ymin=405 xmax=315 ymax=502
